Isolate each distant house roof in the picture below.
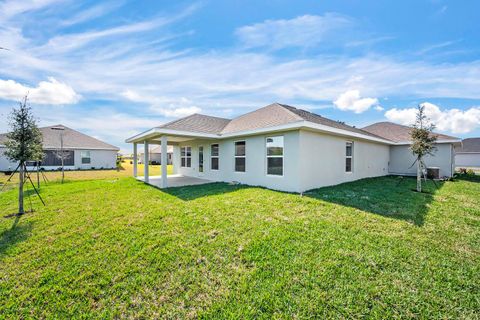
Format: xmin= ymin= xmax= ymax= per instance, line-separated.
xmin=0 ymin=125 xmax=119 ymax=151
xmin=456 ymin=138 xmax=480 ymax=153
xmin=362 ymin=122 xmax=459 ymax=143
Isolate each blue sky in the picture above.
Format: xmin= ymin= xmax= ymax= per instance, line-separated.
xmin=0 ymin=0 xmax=479 ymax=152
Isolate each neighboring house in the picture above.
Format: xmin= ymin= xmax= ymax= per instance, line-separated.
xmin=126 ymin=103 xmax=461 ymax=192
xmin=362 ymin=122 xmax=458 ymax=178
xmin=0 ymin=125 xmax=119 ymax=172
xmin=138 ymin=145 xmax=173 ymax=165
xmin=455 ymin=138 xmax=480 ymax=168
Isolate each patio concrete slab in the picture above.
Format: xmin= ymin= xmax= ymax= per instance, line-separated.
xmin=136 ymin=174 xmax=213 ymax=188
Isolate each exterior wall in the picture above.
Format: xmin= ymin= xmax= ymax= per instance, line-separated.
xmin=73 ymin=149 xmax=117 ymax=170
xmin=455 ymin=153 xmax=480 ymax=168
xmin=298 ymin=130 xmax=390 ymax=191
xmin=176 ymin=131 xmax=302 ymax=192
xmin=389 ymin=143 xmax=454 ymax=177
xmin=139 ymin=152 xmax=173 ymax=164
xmin=0 ymin=147 xmax=117 ymax=172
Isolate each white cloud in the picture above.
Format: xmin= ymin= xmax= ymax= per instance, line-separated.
xmin=158 ymin=106 xmax=201 ymax=117
xmin=0 ymin=0 xmax=62 ymax=22
xmin=235 ymin=14 xmax=352 ymax=49
xmin=2 ymin=3 xmax=480 ymax=149
xmin=60 ymin=2 xmax=124 ymax=26
xmin=333 ymin=90 xmax=378 ymax=113
xmin=0 ymin=77 xmax=80 ymax=105
xmin=385 ymin=102 xmax=480 ymax=134
xmin=121 ymin=90 xmax=201 ymax=118
xmin=374 ymin=105 xmax=384 ymax=111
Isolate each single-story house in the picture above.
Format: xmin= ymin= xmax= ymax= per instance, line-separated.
xmin=138 ymin=145 xmax=173 ymax=165
xmin=454 ymin=138 xmax=480 ymax=168
xmin=126 ymin=103 xmax=461 ymax=192
xmin=0 ymin=125 xmax=119 ymax=172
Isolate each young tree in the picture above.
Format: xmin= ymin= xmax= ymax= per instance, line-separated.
xmin=4 ymin=96 xmax=44 ymax=215
xmin=51 ymin=126 xmax=69 ymax=183
xmin=410 ymin=104 xmax=437 ymax=192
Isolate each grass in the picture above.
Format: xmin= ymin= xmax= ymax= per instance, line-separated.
xmin=0 ymin=162 xmax=173 ymax=187
xmin=0 ymin=174 xmax=479 ymax=318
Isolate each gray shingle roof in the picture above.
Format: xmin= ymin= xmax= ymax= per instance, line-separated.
xmin=221 ymin=103 xmax=301 ymax=134
xmin=0 ymin=125 xmax=119 ymax=151
xmin=220 ymin=103 xmax=386 ymax=139
xmin=277 ymin=103 xmax=387 ymax=140
xmin=158 ymin=114 xmax=230 ymax=134
xmin=456 ymin=138 xmax=480 ymax=152
xmin=159 ymin=103 xmax=384 ymax=140
xmin=362 ymin=122 xmax=458 ymax=143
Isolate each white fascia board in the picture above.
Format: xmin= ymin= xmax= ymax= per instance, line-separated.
xmin=300 ymin=121 xmax=394 ymax=145
xmin=220 ymin=121 xmax=305 ymax=138
xmin=127 ymin=121 xmax=395 ymax=144
xmin=394 ymin=139 xmax=462 ymax=145
xmin=222 ymin=121 xmax=393 ymax=144
xmin=125 ymin=128 xmax=220 ymax=143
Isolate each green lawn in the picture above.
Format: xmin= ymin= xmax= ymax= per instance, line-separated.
xmin=0 ymin=175 xmax=479 ymax=318
xmin=0 ymin=163 xmax=173 ymax=186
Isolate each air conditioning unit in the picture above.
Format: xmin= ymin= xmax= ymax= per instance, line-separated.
xmin=427 ymin=167 xmax=440 ymax=180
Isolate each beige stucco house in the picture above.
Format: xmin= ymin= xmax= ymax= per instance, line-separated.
xmin=454 ymin=138 xmax=480 ymax=168
xmin=126 ymin=103 xmax=460 ymax=192
xmin=0 ymin=125 xmax=119 ymax=172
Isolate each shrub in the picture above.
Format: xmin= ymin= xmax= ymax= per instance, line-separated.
xmin=467 ymin=169 xmax=475 ymax=175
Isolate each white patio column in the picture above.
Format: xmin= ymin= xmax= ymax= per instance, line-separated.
xmin=144 ymin=141 xmax=149 ymax=183
xmin=133 ymin=142 xmax=138 ymax=177
xmin=161 ymin=135 xmax=168 ymax=188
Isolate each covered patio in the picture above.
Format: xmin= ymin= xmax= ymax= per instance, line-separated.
xmin=136 ymin=174 xmax=213 ymax=188
xmin=126 ymin=128 xmax=219 ymax=189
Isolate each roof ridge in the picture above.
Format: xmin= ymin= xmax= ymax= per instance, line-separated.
xmin=158 ymin=113 xmax=231 ymax=130
xmin=43 ymin=125 xmax=120 ymax=150
xmin=280 ymin=103 xmax=388 ymax=139
xmin=157 ymin=113 xmax=199 ymax=129
xmin=274 ymin=103 xmax=307 ymax=122
xmin=220 ymin=103 xmax=304 ymax=134
xmin=227 ymin=103 xmax=272 ymax=121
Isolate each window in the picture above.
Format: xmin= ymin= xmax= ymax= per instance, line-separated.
xmin=199 ymin=146 xmax=204 ymax=173
xmin=42 ymin=150 xmax=74 ymax=166
xmin=234 ymin=141 xmax=246 ymax=172
xmin=181 ymin=146 xmax=192 ymax=167
xmin=211 ymin=144 xmax=219 ymax=170
xmin=81 ymin=151 xmax=91 ymax=164
xmin=266 ymin=136 xmax=283 ymax=176
xmin=346 ymin=142 xmax=353 ymax=172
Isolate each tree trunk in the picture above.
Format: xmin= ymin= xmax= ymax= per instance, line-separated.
xmin=61 ymin=157 xmax=64 ymax=184
xmin=417 ymin=158 xmax=422 ymax=193
xmin=18 ymin=162 xmax=25 ymax=214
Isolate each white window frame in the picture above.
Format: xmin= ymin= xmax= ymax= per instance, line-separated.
xmin=81 ymin=151 xmax=91 ymax=164
xmin=234 ymin=140 xmax=246 ymax=173
xmin=181 ymin=146 xmax=192 ymax=168
xmin=266 ymin=136 xmax=284 ymax=177
xmin=211 ymin=143 xmax=219 ymax=171
xmin=346 ymin=141 xmax=353 ymax=173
